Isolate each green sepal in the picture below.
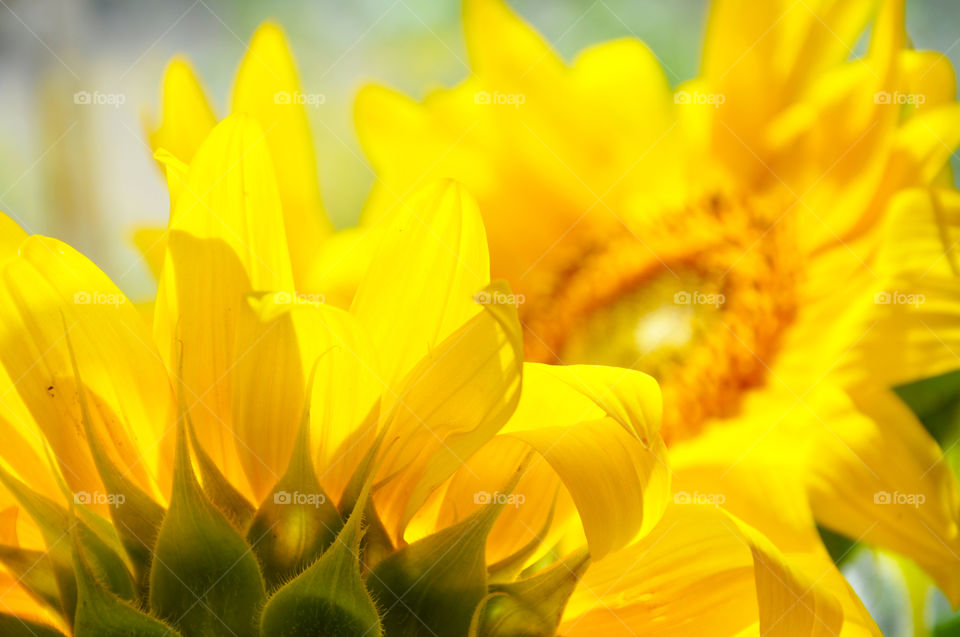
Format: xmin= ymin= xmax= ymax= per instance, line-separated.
xmin=472 ymin=549 xmax=590 ymax=637
xmin=72 ymin=527 xmax=183 ymax=637
xmin=337 ymin=403 xmax=393 ymax=572
xmin=64 ymin=325 xmax=166 ymax=593
xmin=0 ymin=466 xmax=135 ymax=621
xmin=187 ymin=421 xmax=255 ymax=530
xmin=487 ymin=492 xmax=557 ymax=584
xmin=259 ymin=477 xmax=382 ymax=636
xmin=0 ymin=544 xmax=64 ymax=614
xmin=0 ymin=613 xmax=66 ymax=637
xmin=148 ymin=414 xmax=266 ymax=637
xmin=368 ymin=460 xmax=528 ymax=637
xmin=247 ymin=365 xmax=341 ymax=590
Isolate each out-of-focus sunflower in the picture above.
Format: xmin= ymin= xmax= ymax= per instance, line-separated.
xmin=354 ymin=0 xmax=960 ymax=631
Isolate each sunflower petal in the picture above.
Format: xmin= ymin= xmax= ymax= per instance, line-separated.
xmin=374 ymin=281 xmax=523 ymax=542
xmin=154 ymin=113 xmax=294 ymax=487
xmin=351 ymin=179 xmax=490 ymax=390
xmin=561 ymin=504 xmax=843 ymax=636
xmin=232 ymin=22 xmax=331 ymax=282
xmin=147 ymin=57 xmax=216 ymax=165
xmin=0 ymin=234 xmax=172 ymax=497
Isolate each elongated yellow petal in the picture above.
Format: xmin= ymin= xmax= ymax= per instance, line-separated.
xmin=561 ymin=503 xmax=843 ymax=636
xmin=374 ymin=281 xmax=523 ymax=543
xmin=463 ymin=0 xmax=563 ymax=89
xmin=351 ymin=179 xmax=490 ymax=390
xmin=154 ymin=113 xmax=294 ymax=490
xmin=0 ymin=233 xmax=173 ymax=499
xmin=231 ymin=294 xmax=381 ymax=503
xmin=804 ymin=385 xmax=960 ymax=605
xmin=785 ymin=187 xmax=960 ymax=389
xmin=147 ymin=57 xmax=217 ymax=164
xmin=670 ymin=415 xmax=881 ymax=635
xmin=232 ymin=22 xmax=331 ymax=284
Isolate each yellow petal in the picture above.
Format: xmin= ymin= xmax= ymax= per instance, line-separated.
xmin=147 ymin=57 xmax=217 ymax=164
xmin=154 ymin=113 xmax=294 ymax=488
xmin=374 ymin=280 xmax=523 ymax=542
xmin=561 ymin=503 xmax=843 ymax=636
xmin=463 ymin=0 xmax=564 ymax=89
xmin=301 ymin=225 xmax=379 ymax=310
xmin=232 ymin=294 xmax=381 ymax=503
xmin=232 ymin=22 xmax=331 ymax=284
xmin=804 ymin=385 xmax=960 ymax=605
xmin=350 ymin=179 xmax=490 ymax=390
xmin=503 ymin=363 xmax=670 ymax=555
xmin=0 ymin=234 xmax=173 ymax=499
xmin=669 ymin=406 xmax=881 ymax=635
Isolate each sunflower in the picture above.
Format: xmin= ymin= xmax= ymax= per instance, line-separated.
xmin=2 ymin=118 xmax=849 ymax=635
xmin=353 ymin=0 xmax=960 ymax=629
xmin=0 ymin=14 xmax=878 ymax=636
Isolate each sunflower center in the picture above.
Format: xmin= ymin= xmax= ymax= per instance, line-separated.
xmin=521 ymin=193 xmax=801 ymax=444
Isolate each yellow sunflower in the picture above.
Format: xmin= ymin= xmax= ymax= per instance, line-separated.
xmin=1 ymin=116 xmax=845 ymax=635
xmin=353 ymin=0 xmax=960 ymax=629
xmin=0 ymin=15 xmax=879 ymax=637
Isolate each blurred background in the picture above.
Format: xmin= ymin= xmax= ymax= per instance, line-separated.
xmin=0 ymin=1 xmax=959 ymax=634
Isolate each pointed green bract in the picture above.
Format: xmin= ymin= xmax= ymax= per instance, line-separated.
xmin=0 ymin=466 xmax=135 ymax=622
xmin=474 ymin=549 xmax=590 ymax=636
xmin=187 ymin=421 xmax=255 ymax=530
xmin=487 ymin=493 xmax=557 ymax=584
xmin=247 ymin=363 xmax=341 ymax=589
xmin=64 ymin=324 xmax=166 ymax=592
xmin=259 ymin=478 xmax=381 ymax=637
xmin=148 ymin=416 xmax=265 ymax=637
xmin=72 ymin=530 xmax=183 ymax=637
xmin=368 ymin=460 xmax=528 ymax=637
